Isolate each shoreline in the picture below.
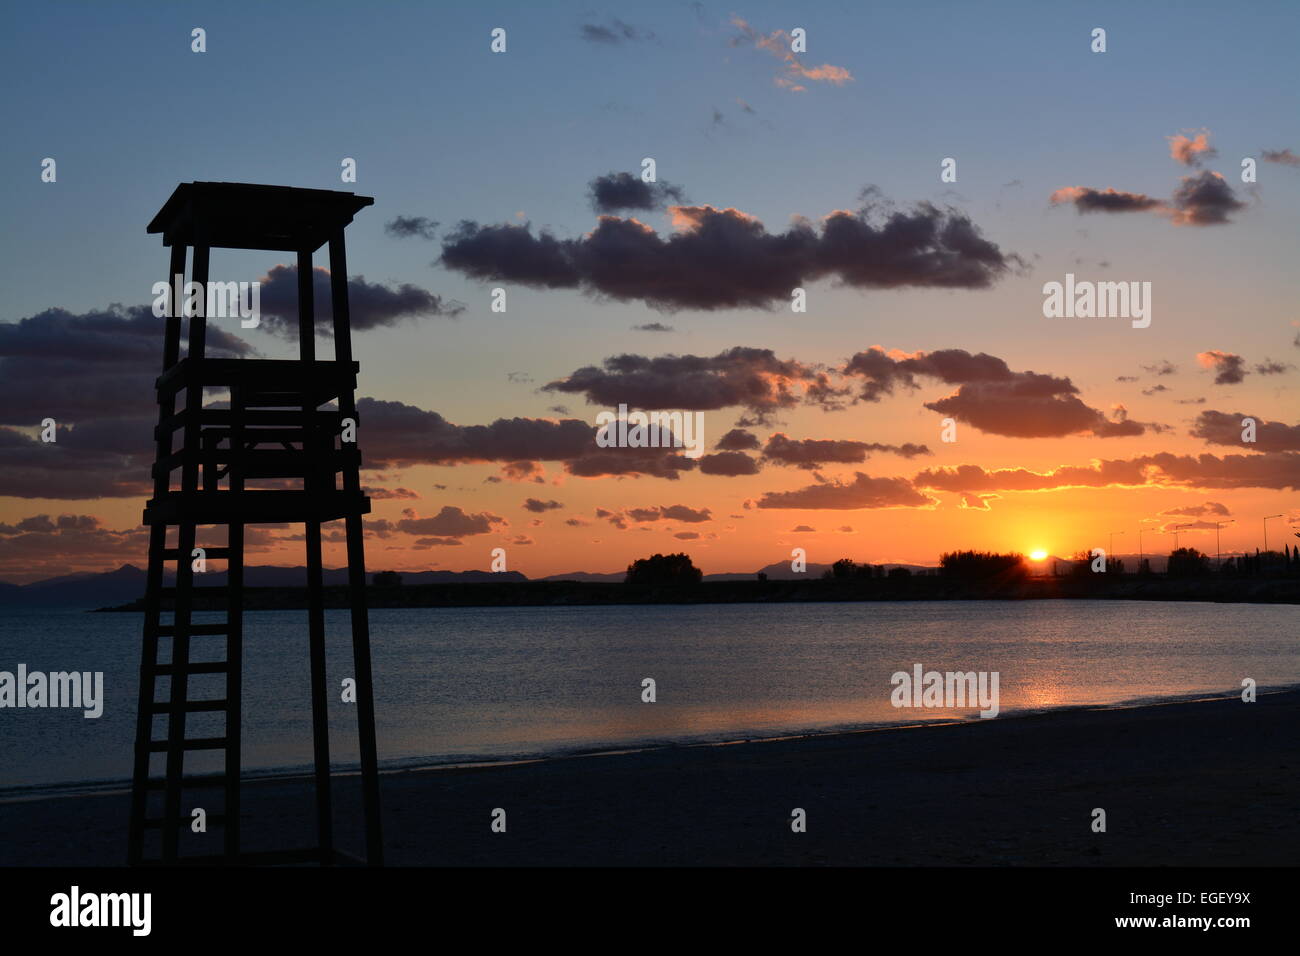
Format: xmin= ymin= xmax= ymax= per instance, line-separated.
xmin=3 ymin=688 xmax=1296 ymax=866
xmin=2 ymin=685 xmax=1287 ymax=804
xmin=94 ymin=574 xmax=1300 ymax=612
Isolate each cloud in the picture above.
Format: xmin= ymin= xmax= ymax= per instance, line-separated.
xmin=1190 ymin=410 xmax=1300 ymax=452
xmin=0 ymin=303 xmax=258 ymax=498
xmin=1167 ymin=128 xmax=1216 ymax=167
xmin=1050 ymin=186 xmax=1163 ymax=214
xmin=522 ymin=498 xmax=563 ymax=513
xmin=716 ymin=428 xmax=761 ymax=451
xmin=632 ymin=322 xmax=674 ymax=332
xmin=0 ymin=514 xmax=151 ymax=581
xmin=1167 ymin=171 xmax=1247 ymax=226
xmin=440 ymin=190 xmax=1023 ymax=311
xmin=762 ymin=433 xmax=931 ymax=469
xmin=1160 ymin=501 xmax=1230 ymax=518
xmin=843 ymin=346 xmax=1148 ymax=438
xmin=729 ymin=16 xmax=852 ymax=91
xmin=580 ymin=19 xmax=654 ymax=44
xmin=915 ymin=451 xmax=1300 ymax=492
xmin=698 ymin=451 xmax=761 ymax=475
xmin=1255 ymin=359 xmax=1293 ymax=375
xmin=543 ymin=347 xmax=828 ymax=419
xmin=384 ymin=216 xmax=439 ymax=240
xmin=755 ymin=472 xmax=935 ymax=510
xmin=588 ymin=172 xmax=684 ymax=213
xmin=1262 ymin=148 xmax=1300 ymax=167
xmin=959 ymin=493 xmax=1000 ymax=511
xmin=396 ymin=506 xmax=504 ymax=538
xmin=1196 ymin=350 xmax=1247 ymax=384
xmin=620 ymin=504 xmax=712 ymax=523
xmin=1142 ymin=360 xmax=1178 ymax=376
xmin=1050 ymin=171 xmax=1246 ymax=227
xmin=255 ymin=265 xmax=462 ymax=335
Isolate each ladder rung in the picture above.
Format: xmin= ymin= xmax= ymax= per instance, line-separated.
xmin=148 ymin=736 xmax=229 ymax=752
xmin=144 ymin=775 xmax=229 ymax=791
xmin=155 ymin=623 xmax=229 ymax=637
xmin=153 ymin=661 xmax=229 ymax=675
xmin=149 ymin=699 xmax=229 ymax=714
xmin=143 ymin=813 xmax=227 ymax=829
xmin=162 ymin=547 xmax=232 ymax=560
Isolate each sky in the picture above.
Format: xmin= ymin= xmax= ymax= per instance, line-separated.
xmin=1 ymin=0 xmax=1298 ymax=583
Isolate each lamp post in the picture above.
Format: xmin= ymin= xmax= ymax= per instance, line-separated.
xmin=1264 ymin=514 xmax=1283 ymax=554
xmin=1264 ymin=514 xmax=1283 ymax=570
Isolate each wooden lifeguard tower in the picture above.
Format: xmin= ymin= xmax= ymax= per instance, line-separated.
xmin=128 ymin=182 xmax=383 ymax=865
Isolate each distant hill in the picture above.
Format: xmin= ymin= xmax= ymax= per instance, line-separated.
xmin=0 ymin=563 xmax=527 ymax=607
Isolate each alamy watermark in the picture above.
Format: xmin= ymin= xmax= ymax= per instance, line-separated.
xmin=151 ymin=274 xmax=261 ymax=329
xmin=0 ymin=664 xmax=103 ymax=718
xmin=1042 ymin=273 xmax=1151 ymax=329
xmin=595 ymin=404 xmax=705 ymax=459
xmin=890 ymin=663 xmax=1000 ymax=718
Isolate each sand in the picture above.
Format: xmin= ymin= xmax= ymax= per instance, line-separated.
xmin=1 ymin=690 xmax=1295 ymax=866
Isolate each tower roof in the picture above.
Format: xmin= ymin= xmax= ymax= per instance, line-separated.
xmin=147 ymin=182 xmax=374 ymax=252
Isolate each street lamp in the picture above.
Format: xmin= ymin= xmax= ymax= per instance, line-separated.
xmin=1264 ymin=514 xmax=1283 ymax=554
xmin=1264 ymin=514 xmax=1284 ymax=570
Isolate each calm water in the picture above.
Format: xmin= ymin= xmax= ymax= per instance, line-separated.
xmin=1 ymin=600 xmax=1296 ymax=795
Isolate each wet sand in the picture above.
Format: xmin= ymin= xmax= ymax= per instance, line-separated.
xmin=2 ymin=690 xmax=1295 ymax=866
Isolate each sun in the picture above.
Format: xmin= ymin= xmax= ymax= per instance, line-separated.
xmin=1029 ymin=549 xmax=1049 ymax=561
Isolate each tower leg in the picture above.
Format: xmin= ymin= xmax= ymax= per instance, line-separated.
xmin=344 ymin=511 xmax=383 ymax=865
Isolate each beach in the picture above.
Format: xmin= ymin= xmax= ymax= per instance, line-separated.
xmin=2 ymin=689 xmax=1295 ymax=867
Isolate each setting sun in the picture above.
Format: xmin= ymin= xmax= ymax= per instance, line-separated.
xmin=1029 ymin=550 xmax=1049 ymax=561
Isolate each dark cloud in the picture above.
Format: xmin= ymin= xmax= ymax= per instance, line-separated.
xmin=1255 ymin=359 xmax=1292 ymax=375
xmin=396 ymin=506 xmax=504 ymax=538
xmin=543 ymin=347 xmax=826 ymax=419
xmin=698 ymin=451 xmax=761 ymax=475
xmin=1262 ymin=149 xmax=1300 ymax=167
xmin=632 ymin=322 xmax=674 ymax=332
xmin=1196 ymin=350 xmax=1247 ymax=384
xmin=440 ymin=191 xmax=1023 ymax=312
xmin=256 ymin=265 xmax=462 ymax=336
xmin=1050 ymin=187 xmax=1163 ymax=214
xmin=580 ymin=19 xmax=654 ymax=44
xmin=1050 ymin=171 xmax=1245 ymax=227
xmin=0 ymin=301 xmax=256 ymax=498
xmin=1190 ymin=410 xmax=1300 ymax=453
xmin=915 ymin=452 xmax=1300 ymax=492
xmin=762 ymin=433 xmax=931 ymax=469
xmin=842 ymin=347 xmax=1145 ymax=438
xmin=1142 ymin=360 xmax=1178 ymax=376
xmin=358 ymin=399 xmax=595 ymax=466
xmin=384 ymin=216 xmax=439 ymax=240
xmin=1167 ymin=171 xmax=1247 ymax=226
xmin=755 ymin=472 xmax=935 ymax=510
xmin=522 ymin=498 xmax=563 ymax=512
xmin=716 ymin=428 xmax=761 ymax=451
xmin=588 ymin=172 xmax=684 ymax=213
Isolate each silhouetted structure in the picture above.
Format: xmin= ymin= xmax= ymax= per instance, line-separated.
xmin=129 ymin=183 xmax=382 ymax=865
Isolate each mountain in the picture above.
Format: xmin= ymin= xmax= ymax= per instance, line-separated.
xmin=0 ymin=564 xmax=529 ymax=607
xmin=4 ymin=563 xmax=151 ymax=607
